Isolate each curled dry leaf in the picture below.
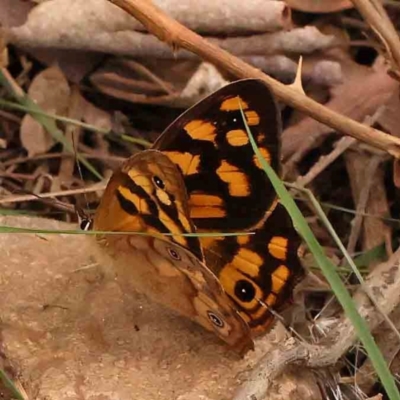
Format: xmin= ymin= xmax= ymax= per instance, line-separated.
xmin=20 ymin=65 xmax=70 ymax=156
xmin=285 ymin=0 xmax=353 ymax=13
xmin=6 ymin=0 xmax=336 ymax=58
xmin=6 ymin=0 xmax=291 ymax=43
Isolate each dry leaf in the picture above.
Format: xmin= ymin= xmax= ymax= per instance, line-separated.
xmin=7 ymin=0 xmax=291 ymax=46
xmin=378 ymin=86 xmax=400 ymax=138
xmin=0 ymin=0 xmax=33 ymax=28
xmin=20 ymin=116 xmax=55 ymax=156
xmin=81 ymin=96 xmax=112 ymax=132
xmin=20 ymin=65 xmax=70 ymax=156
xmin=7 ymin=0 xmax=336 ymax=58
xmin=282 ymin=57 xmax=398 ymax=163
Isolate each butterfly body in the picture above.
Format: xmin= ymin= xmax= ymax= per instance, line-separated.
xmin=92 ymin=79 xmax=304 ymax=354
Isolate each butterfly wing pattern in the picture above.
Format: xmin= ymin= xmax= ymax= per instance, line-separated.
xmin=93 ymin=150 xmax=253 ymax=353
xmin=155 ymin=79 xmax=304 ymax=335
xmin=92 ymin=79 xmax=304 ymax=353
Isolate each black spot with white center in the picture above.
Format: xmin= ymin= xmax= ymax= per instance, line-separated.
xmin=168 ymin=247 xmax=181 ymax=261
xmin=234 ymin=280 xmax=256 ymax=302
xmin=207 ymin=311 xmax=224 ymax=328
xmin=153 ymin=175 xmax=165 ymax=189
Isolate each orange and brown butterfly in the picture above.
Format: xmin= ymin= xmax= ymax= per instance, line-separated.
xmin=90 ymin=78 xmax=304 ymax=354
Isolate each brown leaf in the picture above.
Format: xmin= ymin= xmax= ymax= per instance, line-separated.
xmin=282 ymin=57 xmax=398 ymax=164
xmin=378 ymin=86 xmax=400 ymax=138
xmin=20 ymin=65 xmax=70 ymax=156
xmin=81 ymin=96 xmax=112 ymax=132
xmin=20 ymin=116 xmax=55 ymax=156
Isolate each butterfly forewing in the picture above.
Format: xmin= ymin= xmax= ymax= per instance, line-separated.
xmin=154 ymin=79 xmax=281 ymax=231
xmin=93 ymin=150 xmax=203 ymax=260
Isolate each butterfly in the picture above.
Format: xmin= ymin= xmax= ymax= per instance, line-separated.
xmin=91 ymin=79 xmax=304 ymax=354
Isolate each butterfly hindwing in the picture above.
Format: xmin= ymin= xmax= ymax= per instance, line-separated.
xmin=200 ymin=204 xmax=304 ymax=333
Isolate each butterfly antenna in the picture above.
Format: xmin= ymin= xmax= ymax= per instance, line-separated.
xmin=5 ymin=187 xmax=76 ymax=217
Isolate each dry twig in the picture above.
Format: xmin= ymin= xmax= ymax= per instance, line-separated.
xmin=107 ymin=0 xmax=400 ymax=158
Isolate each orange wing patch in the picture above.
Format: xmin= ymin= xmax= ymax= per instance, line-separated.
xmin=217 ymin=160 xmax=250 ymax=196
xmin=164 ymin=151 xmax=201 ymax=176
xmin=268 ymin=236 xmax=288 ymax=261
xmin=226 ymin=129 xmax=249 ymax=147
xmin=237 ymin=235 xmax=251 ymax=246
xmin=271 ymin=265 xmax=290 ymax=294
xmin=220 ymin=96 xmax=249 ymax=111
xmin=245 ymin=110 xmax=260 ymax=126
xmin=190 ymin=194 xmax=226 ymax=219
xmin=230 ymin=248 xmax=263 ymax=278
xmin=253 ymin=147 xmax=271 ymax=168
xmin=184 ymin=120 xmax=216 ymax=142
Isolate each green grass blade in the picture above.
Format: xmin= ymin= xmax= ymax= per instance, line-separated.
xmin=0 ymin=369 xmax=25 ymax=400
xmin=0 ymin=224 xmax=254 ymax=238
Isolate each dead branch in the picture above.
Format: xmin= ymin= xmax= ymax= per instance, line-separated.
xmin=105 ymin=0 xmax=400 ymax=158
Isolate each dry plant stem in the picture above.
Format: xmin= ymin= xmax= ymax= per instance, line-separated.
xmin=351 ymin=0 xmax=400 ymax=74
xmin=123 ymin=60 xmax=175 ymax=94
xmin=59 ymin=86 xmax=83 ymax=181
xmin=346 ymin=149 xmax=392 ymax=259
xmin=233 ymin=249 xmax=400 ymax=400
xmin=90 ymin=72 xmax=180 ymax=106
xmin=108 ymin=0 xmax=400 ymax=158
xmin=294 ymin=137 xmax=356 ymax=187
xmin=0 ymin=183 xmax=107 ymax=205
xmin=2 ymin=153 xmax=125 ymax=168
xmin=346 ymin=155 xmax=382 ymax=255
xmin=0 ymin=109 xmax=22 ymax=123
